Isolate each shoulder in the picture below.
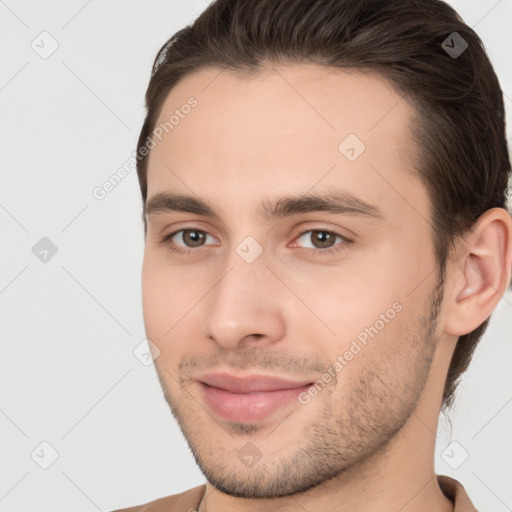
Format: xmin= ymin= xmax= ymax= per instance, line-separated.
xmin=109 ymin=483 xmax=207 ymax=512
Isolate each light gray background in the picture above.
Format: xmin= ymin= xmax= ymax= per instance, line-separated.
xmin=1 ymin=1 xmax=511 ymax=510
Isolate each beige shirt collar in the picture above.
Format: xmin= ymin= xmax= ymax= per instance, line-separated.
xmin=437 ymin=474 xmax=479 ymax=511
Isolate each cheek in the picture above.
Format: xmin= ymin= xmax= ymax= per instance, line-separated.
xmin=141 ymin=254 xmax=179 ymax=339
xmin=331 ymin=311 xmax=426 ymax=401
xmin=141 ymin=254 xmax=207 ymax=348
xmin=316 ymin=279 xmax=427 ymax=377
xmin=313 ymin=281 xmax=400 ymax=346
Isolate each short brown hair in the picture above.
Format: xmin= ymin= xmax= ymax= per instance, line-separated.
xmin=136 ymin=0 xmax=511 ymax=410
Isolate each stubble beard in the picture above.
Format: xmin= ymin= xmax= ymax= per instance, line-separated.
xmin=154 ymin=276 xmax=444 ymax=499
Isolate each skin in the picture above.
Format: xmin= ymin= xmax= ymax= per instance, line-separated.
xmin=141 ymin=63 xmax=512 ymax=512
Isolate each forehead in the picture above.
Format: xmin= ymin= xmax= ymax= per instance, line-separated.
xmin=152 ymin=63 xmax=414 ymax=142
xmin=146 ymin=63 xmax=424 ymax=221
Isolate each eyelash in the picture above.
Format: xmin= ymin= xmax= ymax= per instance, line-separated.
xmin=159 ymin=227 xmax=352 ymax=257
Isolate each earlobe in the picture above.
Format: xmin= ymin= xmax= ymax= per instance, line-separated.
xmin=444 ymin=208 xmax=512 ymax=336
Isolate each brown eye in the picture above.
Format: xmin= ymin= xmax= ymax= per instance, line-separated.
xmin=295 ymin=230 xmax=346 ymax=250
xmin=160 ymin=228 xmax=217 ymax=254
xmin=181 ymin=229 xmax=207 ymax=247
xmin=310 ymin=231 xmax=337 ymax=249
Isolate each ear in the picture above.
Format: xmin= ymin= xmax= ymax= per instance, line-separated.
xmin=443 ymin=207 xmax=512 ymax=337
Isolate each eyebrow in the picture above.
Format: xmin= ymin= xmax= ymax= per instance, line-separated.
xmin=145 ymin=190 xmax=385 ymax=222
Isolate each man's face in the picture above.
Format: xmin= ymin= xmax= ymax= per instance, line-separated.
xmin=142 ymin=64 xmax=445 ymax=498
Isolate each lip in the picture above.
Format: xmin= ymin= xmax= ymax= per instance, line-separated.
xmin=199 ymin=371 xmax=313 ymax=393
xmin=197 ymin=371 xmax=314 ymax=423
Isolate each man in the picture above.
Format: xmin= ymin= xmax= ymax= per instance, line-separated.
xmin=112 ymin=0 xmax=512 ymax=510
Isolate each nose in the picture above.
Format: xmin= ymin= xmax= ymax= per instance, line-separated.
xmin=200 ymin=252 xmax=286 ymax=350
